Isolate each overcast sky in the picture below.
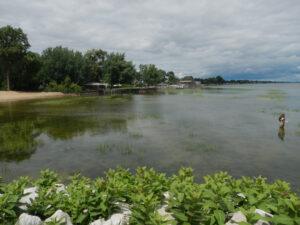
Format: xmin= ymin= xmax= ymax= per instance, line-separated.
xmin=1 ymin=0 xmax=300 ymax=81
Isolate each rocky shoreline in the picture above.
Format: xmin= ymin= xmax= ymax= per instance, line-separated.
xmin=13 ymin=185 xmax=273 ymax=225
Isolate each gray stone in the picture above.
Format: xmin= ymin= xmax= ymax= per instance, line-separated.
xmin=55 ymin=184 xmax=69 ymax=196
xmin=19 ymin=187 xmax=39 ymax=210
xmin=158 ymin=204 xmax=175 ymax=221
xmin=225 ymin=211 xmax=247 ymax=225
xmin=15 ymin=213 xmax=42 ymax=225
xmin=254 ymin=209 xmax=273 ymax=218
xmin=254 ymin=219 xmax=271 ymax=225
xmin=45 ymin=209 xmax=73 ymax=225
xmin=237 ymin=193 xmax=246 ymax=199
xmin=90 ymin=218 xmax=105 ymax=225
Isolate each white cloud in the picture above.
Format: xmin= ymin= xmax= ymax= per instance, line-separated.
xmin=1 ymin=0 xmax=300 ymax=80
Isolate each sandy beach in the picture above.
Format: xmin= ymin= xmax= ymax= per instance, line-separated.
xmin=0 ymin=91 xmax=66 ymax=102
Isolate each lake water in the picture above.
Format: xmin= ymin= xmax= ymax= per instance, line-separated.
xmin=0 ymin=84 xmax=300 ymax=189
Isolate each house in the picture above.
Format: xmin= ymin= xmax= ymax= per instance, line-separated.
xmin=179 ymin=80 xmax=201 ymax=88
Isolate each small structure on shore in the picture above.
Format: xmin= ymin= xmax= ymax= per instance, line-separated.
xmin=83 ymin=82 xmax=108 ymax=90
xmin=179 ymin=80 xmax=201 ymax=88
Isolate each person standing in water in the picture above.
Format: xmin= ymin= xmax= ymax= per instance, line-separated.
xmin=278 ymin=114 xmax=286 ymax=128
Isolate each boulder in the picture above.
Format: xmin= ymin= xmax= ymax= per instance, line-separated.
xmin=45 ymin=209 xmax=73 ymax=225
xmin=157 ymin=204 xmax=175 ymax=221
xmin=90 ymin=218 xmax=105 ymax=225
xmin=225 ymin=211 xmax=247 ymax=225
xmin=19 ymin=187 xmax=39 ymax=210
xmin=15 ymin=213 xmax=42 ymax=225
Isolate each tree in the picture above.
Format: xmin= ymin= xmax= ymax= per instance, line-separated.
xmin=139 ymin=64 xmax=162 ymax=86
xmin=0 ymin=25 xmax=30 ymax=90
xmin=11 ymin=52 xmax=41 ymax=91
xmin=181 ymin=75 xmax=194 ymax=81
xmin=37 ymin=46 xmax=89 ymax=87
xmin=103 ymin=53 xmax=136 ymax=88
xmin=166 ymin=71 xmax=179 ymax=84
xmin=85 ymin=49 xmax=107 ymax=82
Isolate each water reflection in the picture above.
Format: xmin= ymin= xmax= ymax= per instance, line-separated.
xmin=0 ymin=120 xmax=41 ymax=162
xmin=0 ymin=115 xmax=129 ymax=162
xmin=278 ymin=127 xmax=285 ymax=141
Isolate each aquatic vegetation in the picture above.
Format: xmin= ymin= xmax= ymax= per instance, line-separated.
xmin=1 ymin=168 xmax=300 ymax=225
xmin=188 ymin=132 xmax=196 ymax=137
xmin=96 ymin=144 xmax=112 ymax=153
xmin=130 ymin=132 xmax=144 ymax=138
xmin=297 ymin=131 xmax=300 ymax=136
xmin=120 ymin=145 xmax=133 ymax=155
xmin=102 ymin=95 xmax=132 ymax=103
xmin=31 ymin=96 xmax=97 ymax=106
xmin=268 ymin=90 xmax=287 ymax=95
xmin=257 ymin=90 xmax=287 ymax=101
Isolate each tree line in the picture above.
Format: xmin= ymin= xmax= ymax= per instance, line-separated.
xmin=0 ymin=25 xmax=179 ymax=92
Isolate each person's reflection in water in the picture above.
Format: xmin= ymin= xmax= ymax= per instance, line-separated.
xmin=278 ymin=127 xmax=285 ymax=141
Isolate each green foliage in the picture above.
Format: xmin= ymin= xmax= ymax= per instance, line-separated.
xmin=103 ymin=52 xmax=136 ymax=88
xmin=0 ymin=25 xmax=30 ymax=91
xmin=37 ymin=46 xmax=89 ymax=86
xmin=44 ymin=76 xmax=82 ymax=93
xmin=84 ymin=48 xmax=107 ymax=82
xmin=1 ymin=168 xmax=300 ymax=224
xmin=0 ymin=176 xmax=29 ymax=224
xmin=139 ymin=64 xmax=164 ymax=86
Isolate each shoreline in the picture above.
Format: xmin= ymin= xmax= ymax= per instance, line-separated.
xmin=0 ymin=91 xmax=67 ymax=102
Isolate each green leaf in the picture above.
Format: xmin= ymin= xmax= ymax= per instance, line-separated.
xmin=172 ymin=210 xmax=188 ymax=222
xmin=75 ymin=213 xmax=88 ymax=223
xmin=273 ymin=214 xmax=294 ymax=225
xmin=214 ymin=210 xmax=225 ymax=225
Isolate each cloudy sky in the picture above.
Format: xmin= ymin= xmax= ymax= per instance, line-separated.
xmin=1 ymin=0 xmax=300 ymax=81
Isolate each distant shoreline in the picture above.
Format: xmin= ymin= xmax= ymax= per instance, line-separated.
xmin=0 ymin=91 xmax=67 ymax=102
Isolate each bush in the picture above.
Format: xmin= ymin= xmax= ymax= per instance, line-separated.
xmin=0 ymin=168 xmax=299 ymax=225
xmin=44 ymin=76 xmax=82 ymax=93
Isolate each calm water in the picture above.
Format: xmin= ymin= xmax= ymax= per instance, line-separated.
xmin=0 ymin=84 xmax=300 ymax=188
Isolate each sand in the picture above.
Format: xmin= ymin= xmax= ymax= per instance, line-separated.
xmin=0 ymin=91 xmax=66 ymax=102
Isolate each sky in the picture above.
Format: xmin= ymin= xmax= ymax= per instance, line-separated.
xmin=1 ymin=0 xmax=300 ymax=81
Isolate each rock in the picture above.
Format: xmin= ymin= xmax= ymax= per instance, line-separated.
xmin=225 ymin=211 xmax=247 ymax=225
xmin=91 ymin=213 xmax=129 ymax=225
xmin=45 ymin=210 xmax=73 ymax=225
xmin=163 ymin=192 xmax=170 ymax=201
xmin=254 ymin=209 xmax=273 ymax=218
xmin=104 ymin=213 xmax=129 ymax=225
xmin=55 ymin=184 xmax=69 ymax=196
xmin=113 ymin=202 xmax=131 ymax=216
xmin=237 ymin=193 xmax=246 ymax=199
xmin=254 ymin=219 xmax=271 ymax=225
xmin=90 ymin=218 xmax=105 ymax=225
xmin=158 ymin=204 xmax=175 ymax=221
xmin=19 ymin=187 xmax=39 ymax=210
xmin=15 ymin=213 xmax=42 ymax=225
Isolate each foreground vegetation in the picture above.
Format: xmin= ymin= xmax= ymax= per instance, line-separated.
xmin=1 ymin=168 xmax=299 ymax=224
